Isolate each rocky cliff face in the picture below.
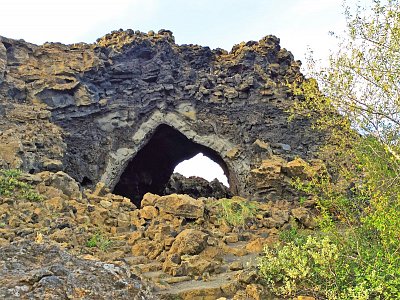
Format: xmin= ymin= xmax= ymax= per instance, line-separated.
xmin=0 ymin=29 xmax=322 ymax=205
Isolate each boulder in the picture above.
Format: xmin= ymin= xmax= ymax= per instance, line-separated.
xmin=0 ymin=240 xmax=156 ymax=299
xmin=163 ymin=173 xmax=231 ymax=199
xmin=245 ymin=238 xmax=269 ymax=253
xmin=169 ymin=229 xmax=208 ymax=256
xmin=154 ymin=194 xmax=205 ymax=219
xmin=131 ymin=238 xmax=163 ymax=260
xmin=139 ymin=206 xmax=158 ymax=220
xmin=245 ymin=284 xmax=266 ymax=300
xmin=48 ymin=171 xmax=80 ymax=198
xmin=291 ymin=207 xmax=316 ymax=229
xmin=282 ymin=157 xmax=314 ymax=179
xmin=141 ymin=192 xmax=160 ymax=207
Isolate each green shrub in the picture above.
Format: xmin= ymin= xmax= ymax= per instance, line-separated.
xmin=259 ymin=136 xmax=400 ymax=299
xmin=86 ymin=233 xmax=112 ymax=251
xmin=278 ymin=226 xmax=308 ymax=245
xmin=217 ymin=196 xmax=257 ymax=227
xmin=259 ymin=229 xmax=400 ymax=299
xmin=259 ymin=236 xmax=339 ymax=297
xmin=0 ymin=169 xmax=43 ymax=201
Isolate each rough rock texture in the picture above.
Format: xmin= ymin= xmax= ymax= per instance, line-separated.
xmin=153 ymin=193 xmax=205 ymax=219
xmin=0 ymin=240 xmax=156 ymax=300
xmin=0 ymin=170 xmax=317 ymax=299
xmin=163 ymin=173 xmax=232 ymax=199
xmin=0 ymin=29 xmax=323 ymax=205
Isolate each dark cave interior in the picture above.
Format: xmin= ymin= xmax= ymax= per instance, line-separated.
xmin=112 ymin=124 xmax=235 ymax=207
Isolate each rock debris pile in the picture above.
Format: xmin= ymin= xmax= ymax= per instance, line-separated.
xmin=0 ymin=170 xmax=317 ymax=299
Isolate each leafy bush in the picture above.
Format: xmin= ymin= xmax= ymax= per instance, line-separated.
xmin=0 ymin=169 xmax=43 ymax=201
xmin=259 ymin=228 xmax=400 ymax=299
xmin=217 ymin=196 xmax=257 ymax=227
xmin=278 ymin=226 xmax=308 ymax=245
xmin=86 ymin=232 xmax=112 ymax=251
xmin=259 ymin=236 xmax=340 ymax=298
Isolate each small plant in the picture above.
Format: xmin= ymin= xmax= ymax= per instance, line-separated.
xmin=0 ymin=169 xmax=43 ymax=201
xmin=0 ymin=222 xmax=6 ymax=228
xmin=23 ymin=190 xmax=43 ymax=202
xmin=298 ymin=196 xmax=307 ymax=206
xmin=86 ymin=232 xmax=112 ymax=251
xmin=217 ymin=196 xmax=257 ymax=227
xmin=278 ymin=226 xmax=307 ymax=245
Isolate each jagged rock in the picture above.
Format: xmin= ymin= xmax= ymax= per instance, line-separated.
xmin=182 ymin=254 xmax=215 ymax=276
xmin=139 ymin=206 xmax=158 ymax=220
xmin=42 ymin=158 xmax=63 ymax=172
xmin=46 ymin=171 xmax=81 ymax=198
xmin=141 ymin=192 xmax=160 ymax=207
xmin=0 ymin=240 xmax=155 ymax=299
xmin=169 ymin=229 xmax=208 ymax=256
xmin=245 ymin=284 xmax=266 ymax=300
xmin=0 ymin=30 xmax=324 ymax=205
xmin=131 ymin=238 xmax=163 ymax=259
xmin=282 ymin=157 xmax=314 ymax=179
xmin=154 ymin=194 xmax=205 ymax=219
xmin=245 ymin=238 xmax=270 ymax=253
xmin=291 ymin=207 xmax=316 ymax=229
xmin=164 ymin=173 xmax=232 ymax=199
xmin=229 ymin=261 xmax=244 ymax=271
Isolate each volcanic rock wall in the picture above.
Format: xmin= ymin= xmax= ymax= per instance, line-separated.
xmin=0 ymin=29 xmax=322 ymax=203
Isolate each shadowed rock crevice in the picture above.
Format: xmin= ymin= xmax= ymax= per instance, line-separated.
xmin=112 ymin=124 xmax=235 ymax=206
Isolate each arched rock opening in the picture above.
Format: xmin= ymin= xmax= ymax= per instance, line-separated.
xmin=112 ymin=124 xmax=237 ymax=206
xmin=174 ymin=153 xmax=229 ymax=187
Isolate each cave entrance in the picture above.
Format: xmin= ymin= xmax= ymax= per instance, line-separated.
xmin=174 ymin=153 xmax=229 ymax=187
xmin=112 ymin=124 xmax=236 ymax=207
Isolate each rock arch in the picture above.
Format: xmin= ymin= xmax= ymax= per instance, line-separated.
xmin=112 ymin=123 xmax=237 ymax=206
xmin=0 ymin=30 xmax=324 ymax=202
xmin=99 ymin=110 xmax=246 ymax=200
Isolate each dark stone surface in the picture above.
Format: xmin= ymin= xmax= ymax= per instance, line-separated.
xmin=163 ymin=173 xmax=232 ymax=199
xmin=0 ymin=240 xmax=156 ymax=299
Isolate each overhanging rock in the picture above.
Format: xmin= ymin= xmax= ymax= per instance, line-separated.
xmin=0 ymin=29 xmax=323 ymax=202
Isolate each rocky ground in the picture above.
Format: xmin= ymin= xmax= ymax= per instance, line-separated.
xmin=0 ymin=170 xmax=317 ymax=299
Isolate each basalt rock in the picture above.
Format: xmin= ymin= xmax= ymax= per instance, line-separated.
xmin=163 ymin=173 xmax=232 ymax=199
xmin=0 ymin=29 xmax=323 ymax=205
xmin=0 ymin=240 xmax=156 ymax=299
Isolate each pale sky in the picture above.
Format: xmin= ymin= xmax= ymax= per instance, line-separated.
xmin=0 ymin=0 xmax=364 ymax=186
xmin=0 ymin=0 xmax=362 ymax=65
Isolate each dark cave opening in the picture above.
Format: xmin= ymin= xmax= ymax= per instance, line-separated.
xmin=81 ymin=176 xmax=93 ymax=187
xmin=112 ymin=124 xmax=236 ymax=207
